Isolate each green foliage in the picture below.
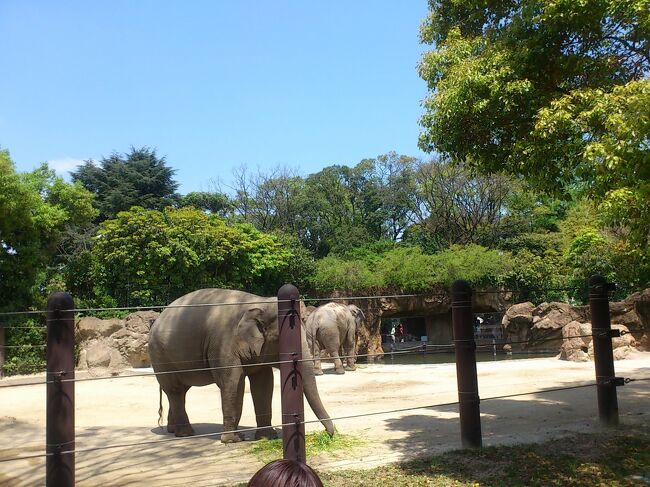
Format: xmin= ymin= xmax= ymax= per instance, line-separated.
xmin=88 ymin=206 xmax=297 ymax=306
xmin=0 ymin=152 xmax=97 ymax=311
xmin=418 ymin=0 xmax=650 ymax=246
xmin=249 ymin=431 xmax=364 ymax=464
xmin=311 ymin=244 xmax=513 ymax=293
xmin=180 ymin=191 xmax=233 ymax=216
xmin=311 ymin=256 xmax=382 ymax=293
xmin=3 ymin=319 xmax=47 ymax=376
xmin=72 ymin=147 xmax=179 ymax=221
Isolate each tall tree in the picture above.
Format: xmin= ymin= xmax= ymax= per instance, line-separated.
xmin=409 ymin=159 xmax=512 ymax=250
xmin=418 ymin=0 xmax=650 ymax=243
xmin=72 ymin=147 xmax=179 ymax=220
xmin=0 ymin=151 xmax=97 ymax=310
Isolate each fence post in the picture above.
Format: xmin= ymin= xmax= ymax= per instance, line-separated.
xmin=46 ymin=292 xmax=75 ymax=487
xmin=452 ymin=280 xmax=482 ymax=448
xmin=277 ymin=284 xmax=306 ymax=462
xmin=0 ymin=323 xmax=5 ymax=379
xmin=588 ymin=275 xmax=619 ymax=426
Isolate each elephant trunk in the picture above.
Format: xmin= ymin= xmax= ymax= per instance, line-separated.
xmin=301 ymin=338 xmax=335 ymax=436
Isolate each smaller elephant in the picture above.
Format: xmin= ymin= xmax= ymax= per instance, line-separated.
xmin=305 ymin=303 xmax=365 ymax=375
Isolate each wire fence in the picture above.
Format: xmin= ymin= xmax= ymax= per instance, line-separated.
xmin=0 ymin=329 xmax=631 ymax=389
xmin=2 ymin=374 xmax=649 ymax=465
xmin=1 ymin=282 xmax=647 ymax=485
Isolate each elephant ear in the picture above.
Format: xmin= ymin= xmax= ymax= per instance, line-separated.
xmin=235 ymin=307 xmax=266 ymax=362
xmin=349 ymin=305 xmax=365 ymax=328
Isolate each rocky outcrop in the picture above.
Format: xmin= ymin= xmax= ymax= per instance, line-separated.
xmin=330 ymin=287 xmax=512 ymax=360
xmin=502 ymin=289 xmax=649 ymax=361
xmin=76 ymin=311 xmax=158 ymax=373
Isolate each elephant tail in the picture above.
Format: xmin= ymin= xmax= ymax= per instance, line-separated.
xmin=158 ymin=385 xmax=163 ymax=427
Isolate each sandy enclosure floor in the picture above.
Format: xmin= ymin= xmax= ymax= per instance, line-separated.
xmin=1 ymin=353 xmax=649 ymax=486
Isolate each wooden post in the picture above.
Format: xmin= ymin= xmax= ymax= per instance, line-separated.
xmin=0 ymin=323 xmax=5 ymax=379
xmin=277 ymin=284 xmax=306 ymax=462
xmin=46 ymin=292 xmax=75 ymax=486
xmin=589 ymin=275 xmax=619 ymax=426
xmin=452 ymin=280 xmax=482 ymax=448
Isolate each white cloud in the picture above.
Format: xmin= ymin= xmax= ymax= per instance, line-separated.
xmin=46 ymin=157 xmax=88 ymax=177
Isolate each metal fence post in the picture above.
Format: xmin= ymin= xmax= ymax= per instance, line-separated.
xmin=588 ymin=275 xmax=619 ymax=426
xmin=277 ymin=284 xmax=306 ymax=462
xmin=46 ymin=292 xmax=75 ymax=486
xmin=452 ymin=280 xmax=482 ymax=448
xmin=0 ymin=323 xmax=5 ymax=379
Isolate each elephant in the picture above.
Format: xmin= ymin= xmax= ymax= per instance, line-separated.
xmin=305 ymin=303 xmax=365 ymax=375
xmin=148 ymin=288 xmax=335 ymax=443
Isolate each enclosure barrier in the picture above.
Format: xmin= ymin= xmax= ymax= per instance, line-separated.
xmin=277 ymin=284 xmax=306 ymax=462
xmin=0 ymin=276 xmax=645 ymax=484
xmin=0 ymin=323 xmax=4 ymax=379
xmin=451 ymin=279 xmax=482 ymax=448
xmin=46 ymin=292 xmax=75 ymax=487
xmin=589 ymin=275 xmax=620 ymax=425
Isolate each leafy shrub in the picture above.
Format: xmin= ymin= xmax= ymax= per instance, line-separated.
xmin=3 ymin=319 xmax=46 ymax=376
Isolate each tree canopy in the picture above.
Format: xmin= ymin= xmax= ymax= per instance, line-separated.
xmin=72 ymin=147 xmax=179 ymax=220
xmin=418 ymin=0 xmax=650 ymax=243
xmin=0 ymin=150 xmax=97 ymax=310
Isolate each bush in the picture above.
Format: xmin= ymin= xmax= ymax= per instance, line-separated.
xmin=3 ymin=319 xmax=46 ymax=376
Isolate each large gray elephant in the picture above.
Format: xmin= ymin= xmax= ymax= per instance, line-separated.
xmin=305 ymin=303 xmax=365 ymax=375
xmin=148 ymin=288 xmax=335 ymax=443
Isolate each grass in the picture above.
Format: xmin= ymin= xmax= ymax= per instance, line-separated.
xmin=317 ymin=430 xmax=650 ymax=486
xmin=248 ymin=430 xmax=364 ymax=463
xmin=234 ymin=430 xmax=650 ymax=486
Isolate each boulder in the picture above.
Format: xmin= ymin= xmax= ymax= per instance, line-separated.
xmin=501 ymin=302 xmax=534 ymax=350
xmin=76 ymin=310 xmax=159 ymax=372
xmin=559 ymin=321 xmax=591 ymax=362
xmin=76 ymin=317 xmax=122 ymax=341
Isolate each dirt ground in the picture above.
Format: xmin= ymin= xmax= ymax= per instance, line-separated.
xmin=1 ymin=353 xmax=649 ymax=486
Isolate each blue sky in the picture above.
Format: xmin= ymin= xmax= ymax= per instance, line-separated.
xmin=1 ymin=1 xmax=431 ymax=194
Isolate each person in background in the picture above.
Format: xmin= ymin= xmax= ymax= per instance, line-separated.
xmin=397 ymin=322 xmax=405 ymax=342
xmin=247 ymin=459 xmax=324 ymax=487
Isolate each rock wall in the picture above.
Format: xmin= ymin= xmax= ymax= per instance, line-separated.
xmin=329 ymin=287 xmax=511 ymax=360
xmin=76 ymin=311 xmax=158 ymax=374
xmin=502 ymin=288 xmax=649 ymax=361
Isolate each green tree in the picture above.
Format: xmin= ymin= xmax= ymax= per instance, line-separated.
xmin=418 ymin=0 xmax=650 ymax=242
xmin=0 ymin=152 xmax=97 ymax=310
xmin=180 ymin=191 xmax=233 ymax=216
xmin=89 ymin=206 xmax=298 ymax=306
xmin=72 ymin=147 xmax=179 ymax=220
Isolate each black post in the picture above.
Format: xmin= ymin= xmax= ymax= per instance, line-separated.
xmin=452 ymin=280 xmax=482 ymax=448
xmin=589 ymin=275 xmax=619 ymax=426
xmin=46 ymin=292 xmax=75 ymax=487
xmin=277 ymin=284 xmax=306 ymax=462
xmin=0 ymin=323 xmax=5 ymax=379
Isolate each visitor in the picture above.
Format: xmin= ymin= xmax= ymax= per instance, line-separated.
xmin=389 ymin=324 xmax=396 ymax=351
xmin=397 ymin=322 xmax=405 ymax=342
xmin=247 ymin=459 xmax=324 ymax=487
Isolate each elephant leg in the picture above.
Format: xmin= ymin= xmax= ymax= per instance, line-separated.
xmin=219 ymin=370 xmax=246 ymax=443
xmin=329 ymin=348 xmax=345 ymax=374
xmin=249 ymin=368 xmax=277 ymax=440
xmin=313 ymin=347 xmax=323 ymax=376
xmin=344 ymin=343 xmax=357 ymax=371
xmin=166 ymin=385 xmax=194 ymax=437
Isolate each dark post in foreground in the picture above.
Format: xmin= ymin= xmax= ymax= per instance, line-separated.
xmin=452 ymin=280 xmax=482 ymax=448
xmin=589 ymin=275 xmax=619 ymax=426
xmin=46 ymin=292 xmax=75 ymax=487
xmin=277 ymin=284 xmax=306 ymax=462
xmin=0 ymin=323 xmax=5 ymax=379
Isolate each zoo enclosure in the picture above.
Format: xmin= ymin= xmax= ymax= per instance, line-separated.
xmin=0 ymin=275 xmax=648 ymax=486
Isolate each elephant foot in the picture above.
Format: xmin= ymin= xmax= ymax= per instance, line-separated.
xmin=345 ymin=365 xmax=356 ymax=371
xmin=255 ymin=427 xmax=278 ymax=440
xmin=314 ymin=369 xmax=324 ymax=376
xmin=334 ymin=368 xmax=346 ymax=375
xmin=172 ymin=424 xmax=195 ymax=437
xmin=221 ymin=431 xmax=245 ymax=443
